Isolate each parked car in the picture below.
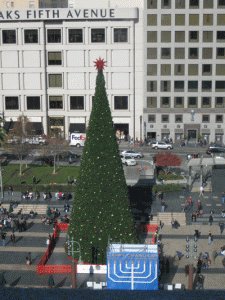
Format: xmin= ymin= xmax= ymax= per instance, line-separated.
xmin=206 ymin=144 xmax=225 ymax=155
xmin=121 ymin=155 xmax=137 ymax=166
xmin=151 ymin=141 xmax=173 ymax=150
xmin=23 ymin=136 xmax=47 ymax=145
xmin=121 ymin=150 xmax=144 ymax=158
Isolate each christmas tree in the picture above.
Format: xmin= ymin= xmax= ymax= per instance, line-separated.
xmin=68 ymin=58 xmax=137 ymax=264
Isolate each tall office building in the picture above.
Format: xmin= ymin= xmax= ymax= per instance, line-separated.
xmin=145 ymin=0 xmax=225 ymax=144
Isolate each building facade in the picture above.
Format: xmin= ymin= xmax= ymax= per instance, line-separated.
xmin=145 ymin=0 xmax=225 ymax=144
xmin=0 ymin=0 xmax=144 ymax=140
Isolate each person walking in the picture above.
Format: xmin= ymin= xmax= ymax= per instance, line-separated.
xmin=10 ymin=232 xmax=16 ymax=245
xmin=219 ymin=222 xmax=224 ymax=234
xmin=48 ymin=274 xmax=55 ymax=288
xmin=199 ymin=185 xmax=204 ymax=197
xmin=208 ymin=231 xmax=213 ymax=245
xmin=1 ymin=232 xmax=6 ymax=247
xmin=209 ymin=215 xmax=213 ymax=226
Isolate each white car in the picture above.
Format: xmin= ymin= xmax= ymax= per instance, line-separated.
xmin=151 ymin=141 xmax=173 ymax=150
xmin=121 ymin=150 xmax=144 ymax=159
xmin=121 ymin=155 xmax=137 ymax=166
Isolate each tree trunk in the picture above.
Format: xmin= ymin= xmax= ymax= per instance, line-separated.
xmin=53 ymin=156 xmax=56 ymax=174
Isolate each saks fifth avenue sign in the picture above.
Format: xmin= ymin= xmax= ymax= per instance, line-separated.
xmin=0 ymin=8 xmax=138 ymax=21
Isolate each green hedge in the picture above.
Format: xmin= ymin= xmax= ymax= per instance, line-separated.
xmin=152 ymin=183 xmax=184 ymax=193
xmin=157 ymin=173 xmax=183 ymax=181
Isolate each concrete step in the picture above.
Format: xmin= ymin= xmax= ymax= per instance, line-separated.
xmin=12 ymin=204 xmax=48 ymax=215
xmin=151 ymin=212 xmax=186 ymax=226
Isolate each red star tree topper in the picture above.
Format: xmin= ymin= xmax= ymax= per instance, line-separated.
xmin=94 ymin=57 xmax=107 ymax=71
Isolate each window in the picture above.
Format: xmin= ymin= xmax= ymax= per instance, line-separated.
xmin=114 ymin=96 xmax=128 ymax=110
xmin=161 ymin=64 xmax=171 ymax=75
xmin=48 ymin=52 xmax=62 ymax=65
xmin=217 ymin=48 xmax=225 ymax=58
xmin=174 ymin=64 xmax=185 ymax=75
xmin=202 ymin=115 xmax=210 ymax=122
xmin=218 ymin=15 xmax=225 ymax=25
xmin=189 ymin=14 xmax=199 ymax=25
xmin=202 ymin=48 xmax=213 ymax=59
xmin=147 ymin=48 xmax=157 ymax=59
xmin=147 ymin=81 xmax=157 ymax=92
xmin=161 ymin=0 xmax=171 ymax=8
xmin=161 ymin=31 xmax=171 ymax=42
xmin=189 ymin=48 xmax=198 ymax=59
xmin=217 ymin=31 xmax=225 ymax=41
xmin=216 ymin=81 xmax=225 ymax=90
xmin=161 ymin=97 xmax=170 ymax=107
xmin=202 ymin=81 xmax=212 ymax=91
xmin=5 ymin=96 xmax=19 ymax=110
xmin=49 ymin=96 xmax=63 ymax=109
xmin=161 ymin=15 xmax=171 ymax=25
xmin=203 ymin=31 xmax=213 ymax=42
xmin=175 ymin=48 xmax=185 ymax=59
xmin=175 ymin=15 xmax=185 ymax=25
xmin=188 ymin=97 xmax=198 ymax=107
xmin=175 ymin=97 xmax=184 ymax=107
xmin=189 ymin=0 xmax=199 ymax=8
xmin=2 ymin=30 xmax=16 ymax=44
xmin=47 ymin=29 xmax=61 ymax=43
xmin=68 ymin=29 xmax=83 ymax=43
xmin=161 ymin=81 xmax=171 ymax=92
xmin=189 ymin=31 xmax=199 ymax=42
xmin=148 ymin=114 xmax=156 ymax=122
xmin=203 ymin=0 xmax=213 ymax=8
xmin=188 ymin=64 xmax=198 ymax=75
xmin=202 ymin=97 xmax=211 ymax=107
xmin=147 ymin=0 xmax=157 ymax=8
xmin=175 ymin=31 xmax=185 ymax=42
xmin=175 ymin=0 xmax=185 ymax=8
xmin=161 ymin=48 xmax=171 ymax=59
xmin=48 ymin=74 xmax=62 ymax=88
xmin=175 ymin=115 xmax=183 ymax=122
xmin=162 ymin=114 xmax=169 ymax=122
xmin=202 ymin=64 xmax=212 ymax=75
xmin=216 ymin=115 xmax=223 ymax=122
xmin=218 ymin=0 xmax=225 ymax=7
xmin=147 ymin=97 xmax=157 ymax=108
xmin=215 ymin=97 xmax=224 ymax=107
xmin=188 ymin=81 xmax=198 ymax=91
xmin=70 ymin=96 xmax=84 ymax=110
xmin=147 ymin=64 xmax=157 ymax=75
xmin=203 ymin=14 xmax=213 ymax=25
xmin=147 ymin=15 xmax=157 ymax=26
xmin=91 ymin=29 xmax=105 ymax=43
xmin=216 ymin=64 xmax=225 ymax=75
xmin=114 ymin=28 xmax=128 ymax=42
xmin=24 ymin=29 xmax=38 ymax=43
xmin=147 ymin=31 xmax=157 ymax=42
xmin=174 ymin=81 xmax=184 ymax=91
xmin=27 ymin=96 xmax=40 ymax=110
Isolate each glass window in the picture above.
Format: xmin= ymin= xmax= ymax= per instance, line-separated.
xmin=203 ymin=31 xmax=213 ymax=42
xmin=48 ymin=52 xmax=62 ymax=65
xmin=216 ymin=81 xmax=225 ymax=90
xmin=217 ymin=14 xmax=225 ymax=25
xmin=175 ymin=15 xmax=185 ymax=25
xmin=5 ymin=96 xmax=19 ymax=110
xmin=202 ymin=115 xmax=210 ymax=122
xmin=147 ymin=97 xmax=157 ymax=108
xmin=189 ymin=0 xmax=199 ymax=8
xmin=174 ymin=64 xmax=185 ymax=75
xmin=202 ymin=64 xmax=212 ymax=75
xmin=161 ymin=114 xmax=169 ymax=122
xmin=202 ymin=81 xmax=212 ymax=91
xmin=216 ymin=64 xmax=225 ymax=75
xmin=203 ymin=14 xmax=213 ymax=25
xmin=147 ymin=31 xmax=157 ymax=42
xmin=189 ymin=48 xmax=198 ymax=59
xmin=202 ymin=97 xmax=211 ymax=107
xmin=114 ymin=96 xmax=128 ymax=110
xmin=161 ymin=31 xmax=171 ymax=42
xmin=47 ymin=29 xmax=61 ymax=43
xmin=217 ymin=31 xmax=225 ymax=41
xmin=147 ymin=81 xmax=157 ymax=92
xmin=70 ymin=96 xmax=84 ymax=110
xmin=218 ymin=0 xmax=225 ymax=7
xmin=148 ymin=114 xmax=156 ymax=122
xmin=161 ymin=15 xmax=171 ymax=26
xmin=147 ymin=48 xmax=157 ymax=59
xmin=217 ymin=47 xmax=225 ymax=58
xmin=161 ymin=0 xmax=171 ymax=8
xmin=147 ymin=64 xmax=157 ymax=75
xmin=2 ymin=30 xmax=16 ymax=44
xmin=188 ymin=81 xmax=198 ymax=91
xmin=189 ymin=31 xmax=199 ymax=42
xmin=175 ymin=48 xmax=185 ymax=59
xmin=174 ymin=81 xmax=184 ymax=91
xmin=91 ymin=28 xmax=105 ymax=43
xmin=216 ymin=115 xmax=223 ymax=122
xmin=48 ymin=74 xmax=62 ymax=88
xmin=202 ymin=48 xmax=213 ymax=59
xmin=175 ymin=97 xmax=184 ymax=108
xmin=188 ymin=97 xmax=198 ymax=107
xmin=188 ymin=64 xmax=198 ymax=75
xmin=147 ymin=15 xmax=157 ymax=26
xmin=160 ymin=81 xmax=171 ymax=92
xmin=114 ymin=28 xmax=128 ymax=42
xmin=203 ymin=0 xmax=213 ymax=8
xmin=161 ymin=64 xmax=171 ymax=75
xmin=147 ymin=0 xmax=157 ymax=9
xmin=24 ymin=29 xmax=38 ymax=43
xmin=68 ymin=29 xmax=83 ymax=43
xmin=175 ymin=115 xmax=183 ymax=122
xmin=189 ymin=14 xmax=199 ymax=25
xmin=27 ymin=96 xmax=40 ymax=110
xmin=49 ymin=96 xmax=63 ymax=109
xmin=175 ymin=0 xmax=185 ymax=8
xmin=161 ymin=48 xmax=171 ymax=59
xmin=175 ymin=31 xmax=185 ymax=42
xmin=215 ymin=97 xmax=224 ymax=107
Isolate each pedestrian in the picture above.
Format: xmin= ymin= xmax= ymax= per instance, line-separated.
xmin=48 ymin=274 xmax=55 ymax=288
xmin=27 ymin=252 xmax=32 ymax=263
xmin=208 ymin=231 xmax=213 ymax=245
xmin=25 ymin=256 xmax=31 ymax=265
xmin=219 ymin=222 xmax=224 ymax=234
xmin=209 ymin=214 xmax=213 ymax=226
xmin=165 ymin=258 xmax=170 ymax=273
xmin=10 ymin=232 xmax=16 ymax=245
xmin=1 ymin=232 xmax=6 ymax=247
xmin=199 ymin=185 xmax=204 ymax=197
xmin=221 ymin=192 xmax=225 ymax=205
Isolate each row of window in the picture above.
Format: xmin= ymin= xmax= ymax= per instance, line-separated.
xmin=148 ymin=114 xmax=224 ymax=123
xmin=147 ymin=96 xmax=225 ymax=108
xmin=1 ymin=28 xmax=128 ymax=44
xmin=147 ymin=81 xmax=225 ymax=92
xmin=147 ymin=31 xmax=225 ymax=43
xmin=147 ymin=0 xmax=225 ymax=9
xmin=3 ymin=96 xmax=129 ymax=110
xmin=147 ymin=47 xmax=225 ymax=60
xmin=147 ymin=14 xmax=225 ymax=26
xmin=147 ymin=64 xmax=225 ymax=76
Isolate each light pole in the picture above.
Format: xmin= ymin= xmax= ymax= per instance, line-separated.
xmin=0 ymin=162 xmax=3 ymax=200
xmin=67 ymin=237 xmax=82 ymax=289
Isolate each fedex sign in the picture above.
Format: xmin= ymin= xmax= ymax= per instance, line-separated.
xmin=70 ymin=133 xmax=86 ymax=147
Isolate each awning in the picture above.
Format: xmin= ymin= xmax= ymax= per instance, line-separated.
xmin=215 ymin=129 xmax=224 ymax=134
xmin=3 ymin=121 xmax=14 ymax=132
xmin=174 ymin=129 xmax=184 ymax=134
xmin=69 ymin=123 xmax=86 ymax=133
xmin=161 ymin=129 xmax=170 ymax=134
xmin=31 ymin=122 xmax=43 ymax=135
xmin=201 ymin=129 xmax=210 ymax=134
